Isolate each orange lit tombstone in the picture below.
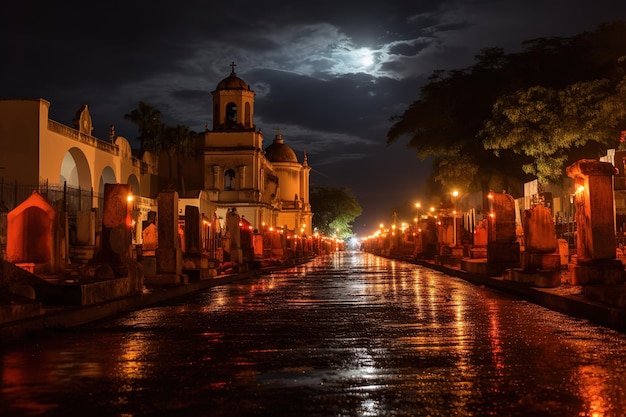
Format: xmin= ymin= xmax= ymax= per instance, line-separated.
xmin=6 ymin=191 xmax=57 ymax=273
xmin=156 ymin=188 xmax=182 ymax=276
xmin=566 ymin=159 xmax=623 ymax=284
xmin=98 ymin=183 xmax=133 ymax=275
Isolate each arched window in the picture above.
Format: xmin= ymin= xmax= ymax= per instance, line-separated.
xmin=226 ymin=103 xmax=237 ymax=126
xmin=224 ymin=169 xmax=235 ymax=190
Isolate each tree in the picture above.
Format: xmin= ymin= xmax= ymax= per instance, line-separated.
xmin=387 ymin=21 xmax=626 ymax=195
xmin=310 ymin=186 xmax=362 ymax=238
xmin=386 ymin=47 xmax=534 ymax=195
xmin=163 ymin=124 xmax=197 ymax=196
xmin=124 ymin=101 xmax=165 ymax=155
xmin=480 ymin=77 xmax=626 ymax=183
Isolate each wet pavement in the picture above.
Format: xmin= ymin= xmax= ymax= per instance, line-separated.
xmin=3 ymin=251 xmax=626 ymax=416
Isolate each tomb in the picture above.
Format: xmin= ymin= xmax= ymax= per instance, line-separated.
xmin=504 ymin=204 xmax=561 ymax=287
xmin=181 ymin=205 xmax=213 ymax=280
xmin=145 ymin=189 xmax=186 ymax=285
xmin=486 ymin=192 xmax=520 ymax=275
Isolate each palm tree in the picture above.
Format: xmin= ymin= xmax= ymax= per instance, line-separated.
xmin=124 ymin=101 xmax=164 ymax=155
xmin=164 ymin=124 xmax=196 ymax=196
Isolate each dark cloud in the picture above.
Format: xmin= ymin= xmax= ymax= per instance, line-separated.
xmin=2 ymin=0 xmax=626 ymax=233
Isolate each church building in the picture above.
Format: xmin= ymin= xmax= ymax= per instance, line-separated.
xmin=193 ymin=64 xmax=312 ymax=236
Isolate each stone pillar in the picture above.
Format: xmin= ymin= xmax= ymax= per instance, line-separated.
xmin=566 ymin=159 xmax=623 ymax=284
xmin=155 ymin=189 xmax=182 ymax=277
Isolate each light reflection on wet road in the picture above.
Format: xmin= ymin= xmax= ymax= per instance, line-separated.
xmin=3 ymin=251 xmax=626 ymax=416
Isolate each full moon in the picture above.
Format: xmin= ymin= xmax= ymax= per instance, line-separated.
xmin=361 ymin=54 xmax=374 ymax=66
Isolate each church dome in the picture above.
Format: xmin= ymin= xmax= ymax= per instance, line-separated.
xmin=265 ymin=133 xmax=298 ymax=163
xmin=216 ymin=68 xmax=250 ymax=90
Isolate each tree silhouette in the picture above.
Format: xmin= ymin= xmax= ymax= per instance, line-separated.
xmin=124 ymin=101 xmax=165 ymax=155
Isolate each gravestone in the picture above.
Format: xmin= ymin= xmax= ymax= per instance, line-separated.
xmin=470 ymin=219 xmax=488 ymax=259
xmin=70 ymin=210 xmax=96 ymax=263
xmin=486 ymin=192 xmax=520 ymax=275
xmin=566 ymin=159 xmax=624 ymax=285
xmin=253 ymin=233 xmax=263 ymax=260
xmin=505 ymin=204 xmax=560 ymax=287
xmin=142 ymin=224 xmax=158 ymax=254
xmin=226 ymin=208 xmax=242 ymax=264
xmin=524 ymin=205 xmax=557 ymax=254
xmin=6 ymin=191 xmax=59 ymax=274
xmin=181 ymin=205 xmax=211 ymax=280
xmin=89 ymin=183 xmax=132 ymax=278
xmin=75 ymin=211 xmax=95 ymax=245
xmin=155 ymin=189 xmax=183 ymax=280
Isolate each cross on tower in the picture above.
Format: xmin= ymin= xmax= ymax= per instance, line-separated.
xmin=230 ymin=61 xmax=237 ymax=75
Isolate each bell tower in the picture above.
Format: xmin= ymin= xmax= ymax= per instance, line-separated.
xmin=211 ymin=62 xmax=256 ymax=132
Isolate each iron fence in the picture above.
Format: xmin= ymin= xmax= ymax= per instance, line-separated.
xmin=0 ymin=178 xmax=100 ymax=215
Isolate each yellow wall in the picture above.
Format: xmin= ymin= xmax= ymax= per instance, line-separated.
xmin=0 ymin=99 xmax=43 ymax=184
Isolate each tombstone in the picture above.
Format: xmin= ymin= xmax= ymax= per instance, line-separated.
xmin=89 ymin=184 xmax=132 ymax=277
xmin=470 ymin=219 xmax=488 ymax=259
xmin=225 ymin=208 xmax=242 ymax=264
xmin=75 ymin=211 xmax=95 ymax=245
xmin=486 ymin=192 xmax=520 ymax=275
xmin=142 ymin=224 xmax=158 ymax=255
xmin=505 ymin=204 xmax=560 ymax=287
xmin=155 ymin=189 xmax=183 ymax=279
xmin=252 ymin=233 xmax=263 ymax=260
xmin=6 ymin=191 xmax=60 ymax=274
xmin=437 ymin=215 xmax=454 ymax=255
xmin=181 ymin=205 xmax=212 ymax=280
xmin=70 ymin=210 xmax=97 ymax=263
xmin=566 ymin=159 xmax=624 ymax=285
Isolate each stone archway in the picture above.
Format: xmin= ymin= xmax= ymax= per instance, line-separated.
xmin=59 ymin=147 xmax=92 ymax=190
xmin=126 ymin=174 xmax=140 ymax=196
xmin=98 ymin=166 xmax=117 ymax=197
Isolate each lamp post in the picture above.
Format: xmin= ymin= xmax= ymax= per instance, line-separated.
xmin=452 ymin=190 xmax=459 ymax=247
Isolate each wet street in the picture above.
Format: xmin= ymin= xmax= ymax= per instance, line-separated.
xmin=3 ymin=251 xmax=626 ymax=417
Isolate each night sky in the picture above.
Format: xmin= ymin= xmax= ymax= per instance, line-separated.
xmin=2 ymin=1 xmax=626 ymax=235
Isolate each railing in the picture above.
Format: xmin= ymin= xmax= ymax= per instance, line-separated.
xmin=48 ymin=120 xmax=120 ymax=156
xmin=0 ymin=178 xmax=99 ymax=216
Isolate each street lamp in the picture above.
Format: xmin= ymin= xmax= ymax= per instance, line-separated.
xmin=452 ymin=190 xmax=459 ymax=247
